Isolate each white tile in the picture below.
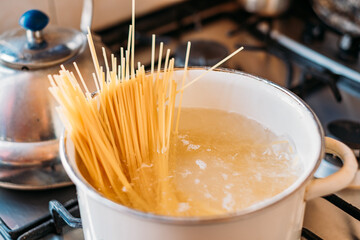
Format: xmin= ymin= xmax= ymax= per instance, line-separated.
xmin=0 ymin=0 xmax=182 ymax=34
xmin=52 ymin=0 xmax=83 ymax=30
xmin=0 ymin=0 xmax=50 ymax=33
xmin=54 ymin=0 xmax=181 ymax=31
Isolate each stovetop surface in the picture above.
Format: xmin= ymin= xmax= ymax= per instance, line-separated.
xmin=0 ymin=0 xmax=359 ymax=239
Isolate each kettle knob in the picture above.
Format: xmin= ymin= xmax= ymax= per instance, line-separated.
xmin=19 ymin=10 xmax=49 ymax=48
xmin=19 ymin=10 xmax=49 ymax=31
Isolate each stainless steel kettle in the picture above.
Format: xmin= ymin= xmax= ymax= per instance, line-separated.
xmin=0 ymin=0 xmax=104 ymax=189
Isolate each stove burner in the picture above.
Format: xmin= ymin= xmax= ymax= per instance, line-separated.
xmin=0 ymin=160 xmax=72 ymax=190
xmin=328 ymin=119 xmax=360 ymax=149
xmin=338 ymin=34 xmax=360 ymax=63
xmin=175 ymin=40 xmax=229 ymax=67
xmin=302 ymin=21 xmax=325 ymax=44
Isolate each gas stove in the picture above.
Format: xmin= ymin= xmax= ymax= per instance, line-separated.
xmin=0 ymin=0 xmax=359 ymax=239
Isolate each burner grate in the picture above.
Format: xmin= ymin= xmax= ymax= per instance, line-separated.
xmin=323 ymin=194 xmax=360 ymax=221
xmin=230 ymin=15 xmax=347 ymax=102
xmin=0 ymin=199 xmax=80 ymax=240
xmin=302 ymin=228 xmax=323 ymax=240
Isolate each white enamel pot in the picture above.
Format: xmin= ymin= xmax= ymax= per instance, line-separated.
xmin=60 ymin=68 xmax=358 ymax=240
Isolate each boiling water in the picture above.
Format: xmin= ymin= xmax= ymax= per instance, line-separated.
xmin=169 ymin=108 xmax=301 ymax=215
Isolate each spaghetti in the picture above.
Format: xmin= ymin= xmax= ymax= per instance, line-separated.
xmin=49 ymin=0 xmax=243 ymax=215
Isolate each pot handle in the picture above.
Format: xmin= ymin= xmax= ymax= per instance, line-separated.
xmin=305 ymin=137 xmax=358 ymax=201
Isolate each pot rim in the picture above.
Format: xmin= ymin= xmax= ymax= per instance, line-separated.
xmin=60 ymin=67 xmax=325 ymax=225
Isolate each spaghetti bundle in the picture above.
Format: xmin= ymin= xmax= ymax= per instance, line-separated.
xmin=49 ymin=33 xmax=187 ymax=214
xmin=49 ymin=1 xmax=243 ymax=215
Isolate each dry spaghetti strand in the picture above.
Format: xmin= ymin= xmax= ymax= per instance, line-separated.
xmin=49 ymin=0 xmax=243 ymax=216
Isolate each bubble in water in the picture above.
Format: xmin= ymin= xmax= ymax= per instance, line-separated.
xmin=195 ymin=159 xmax=207 ymax=170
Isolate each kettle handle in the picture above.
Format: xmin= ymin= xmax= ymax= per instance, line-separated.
xmin=80 ymin=0 xmax=94 ymax=33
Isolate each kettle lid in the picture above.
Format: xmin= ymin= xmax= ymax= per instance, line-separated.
xmin=0 ymin=10 xmax=85 ymax=70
